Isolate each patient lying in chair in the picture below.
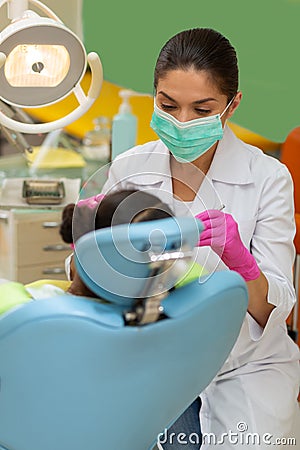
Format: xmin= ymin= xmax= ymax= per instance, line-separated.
xmin=0 ymin=189 xmax=205 ymax=315
xmin=0 ymin=189 xmax=177 ymax=311
xmin=60 ymin=189 xmax=174 ymax=297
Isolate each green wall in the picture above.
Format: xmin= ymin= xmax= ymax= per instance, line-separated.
xmin=83 ymin=0 xmax=300 ymax=142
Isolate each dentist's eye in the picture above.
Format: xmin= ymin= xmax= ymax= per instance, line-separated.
xmin=195 ymin=108 xmax=211 ymax=115
xmin=160 ymin=104 xmax=176 ymax=111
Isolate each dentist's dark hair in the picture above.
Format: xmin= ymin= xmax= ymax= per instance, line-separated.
xmin=154 ymin=28 xmax=239 ymax=101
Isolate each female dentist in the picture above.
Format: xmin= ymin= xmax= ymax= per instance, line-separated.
xmin=91 ymin=28 xmax=300 ymax=449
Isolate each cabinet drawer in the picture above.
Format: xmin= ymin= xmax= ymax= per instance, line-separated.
xmin=15 ymin=216 xmax=63 ymax=246
xmin=14 ymin=211 xmax=71 ymax=266
xmin=0 ymin=209 xmax=72 ymax=283
xmin=17 ymin=241 xmax=71 ymax=266
xmin=17 ymin=262 xmax=68 ymax=284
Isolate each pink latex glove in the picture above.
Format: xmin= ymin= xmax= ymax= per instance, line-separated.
xmin=77 ymin=193 xmax=105 ymax=209
xmin=70 ymin=194 xmax=105 ymax=249
xmin=196 ymin=210 xmax=260 ymax=282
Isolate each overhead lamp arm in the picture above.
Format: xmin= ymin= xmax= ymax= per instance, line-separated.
xmin=0 ymin=0 xmax=62 ymax=23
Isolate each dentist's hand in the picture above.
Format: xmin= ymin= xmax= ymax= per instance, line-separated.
xmin=77 ymin=193 xmax=105 ymax=208
xmin=196 ymin=210 xmax=260 ymax=282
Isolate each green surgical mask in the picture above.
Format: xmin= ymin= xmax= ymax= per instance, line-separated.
xmin=150 ymin=100 xmax=233 ymax=163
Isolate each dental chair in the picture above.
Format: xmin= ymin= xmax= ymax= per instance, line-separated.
xmin=0 ymin=217 xmax=248 ymax=450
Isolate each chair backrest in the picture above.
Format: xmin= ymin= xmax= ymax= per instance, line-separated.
xmin=0 ymin=218 xmax=248 ymax=450
xmin=281 ymin=126 xmax=300 ymax=212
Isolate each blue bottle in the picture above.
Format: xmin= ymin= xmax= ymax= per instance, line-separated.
xmin=111 ymin=90 xmax=137 ymax=160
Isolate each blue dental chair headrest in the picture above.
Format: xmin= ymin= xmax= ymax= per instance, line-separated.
xmin=74 ymin=216 xmax=203 ymax=306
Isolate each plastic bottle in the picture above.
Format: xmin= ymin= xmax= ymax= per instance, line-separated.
xmin=111 ymin=90 xmax=137 ymax=160
xmin=81 ymin=116 xmax=111 ymax=162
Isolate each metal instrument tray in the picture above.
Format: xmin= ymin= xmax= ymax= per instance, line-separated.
xmin=22 ymin=179 xmax=65 ymax=205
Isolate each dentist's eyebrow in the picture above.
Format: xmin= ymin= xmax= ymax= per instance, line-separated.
xmin=157 ymin=91 xmax=177 ymax=102
xmin=157 ymin=91 xmax=217 ymax=104
xmin=193 ymin=98 xmax=218 ymax=105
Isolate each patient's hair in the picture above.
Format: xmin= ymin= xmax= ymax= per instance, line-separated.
xmin=60 ymin=189 xmax=174 ymax=244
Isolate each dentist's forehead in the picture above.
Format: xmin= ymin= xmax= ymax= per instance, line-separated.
xmin=156 ymin=69 xmax=227 ymax=104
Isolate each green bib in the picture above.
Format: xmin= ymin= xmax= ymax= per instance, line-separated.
xmin=0 ymin=282 xmax=32 ymax=315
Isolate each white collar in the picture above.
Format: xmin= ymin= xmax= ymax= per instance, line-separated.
xmin=207 ymin=126 xmax=255 ymax=185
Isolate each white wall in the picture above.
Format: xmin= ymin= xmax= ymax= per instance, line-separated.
xmin=43 ymin=0 xmax=83 ymax=37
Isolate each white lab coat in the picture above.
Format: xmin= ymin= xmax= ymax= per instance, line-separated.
xmin=101 ymin=126 xmax=300 ymax=449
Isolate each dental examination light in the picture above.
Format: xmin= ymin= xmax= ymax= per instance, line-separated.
xmin=0 ymin=0 xmax=103 ymax=134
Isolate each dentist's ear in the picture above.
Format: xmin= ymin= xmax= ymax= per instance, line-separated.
xmin=226 ymin=91 xmax=242 ymax=120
